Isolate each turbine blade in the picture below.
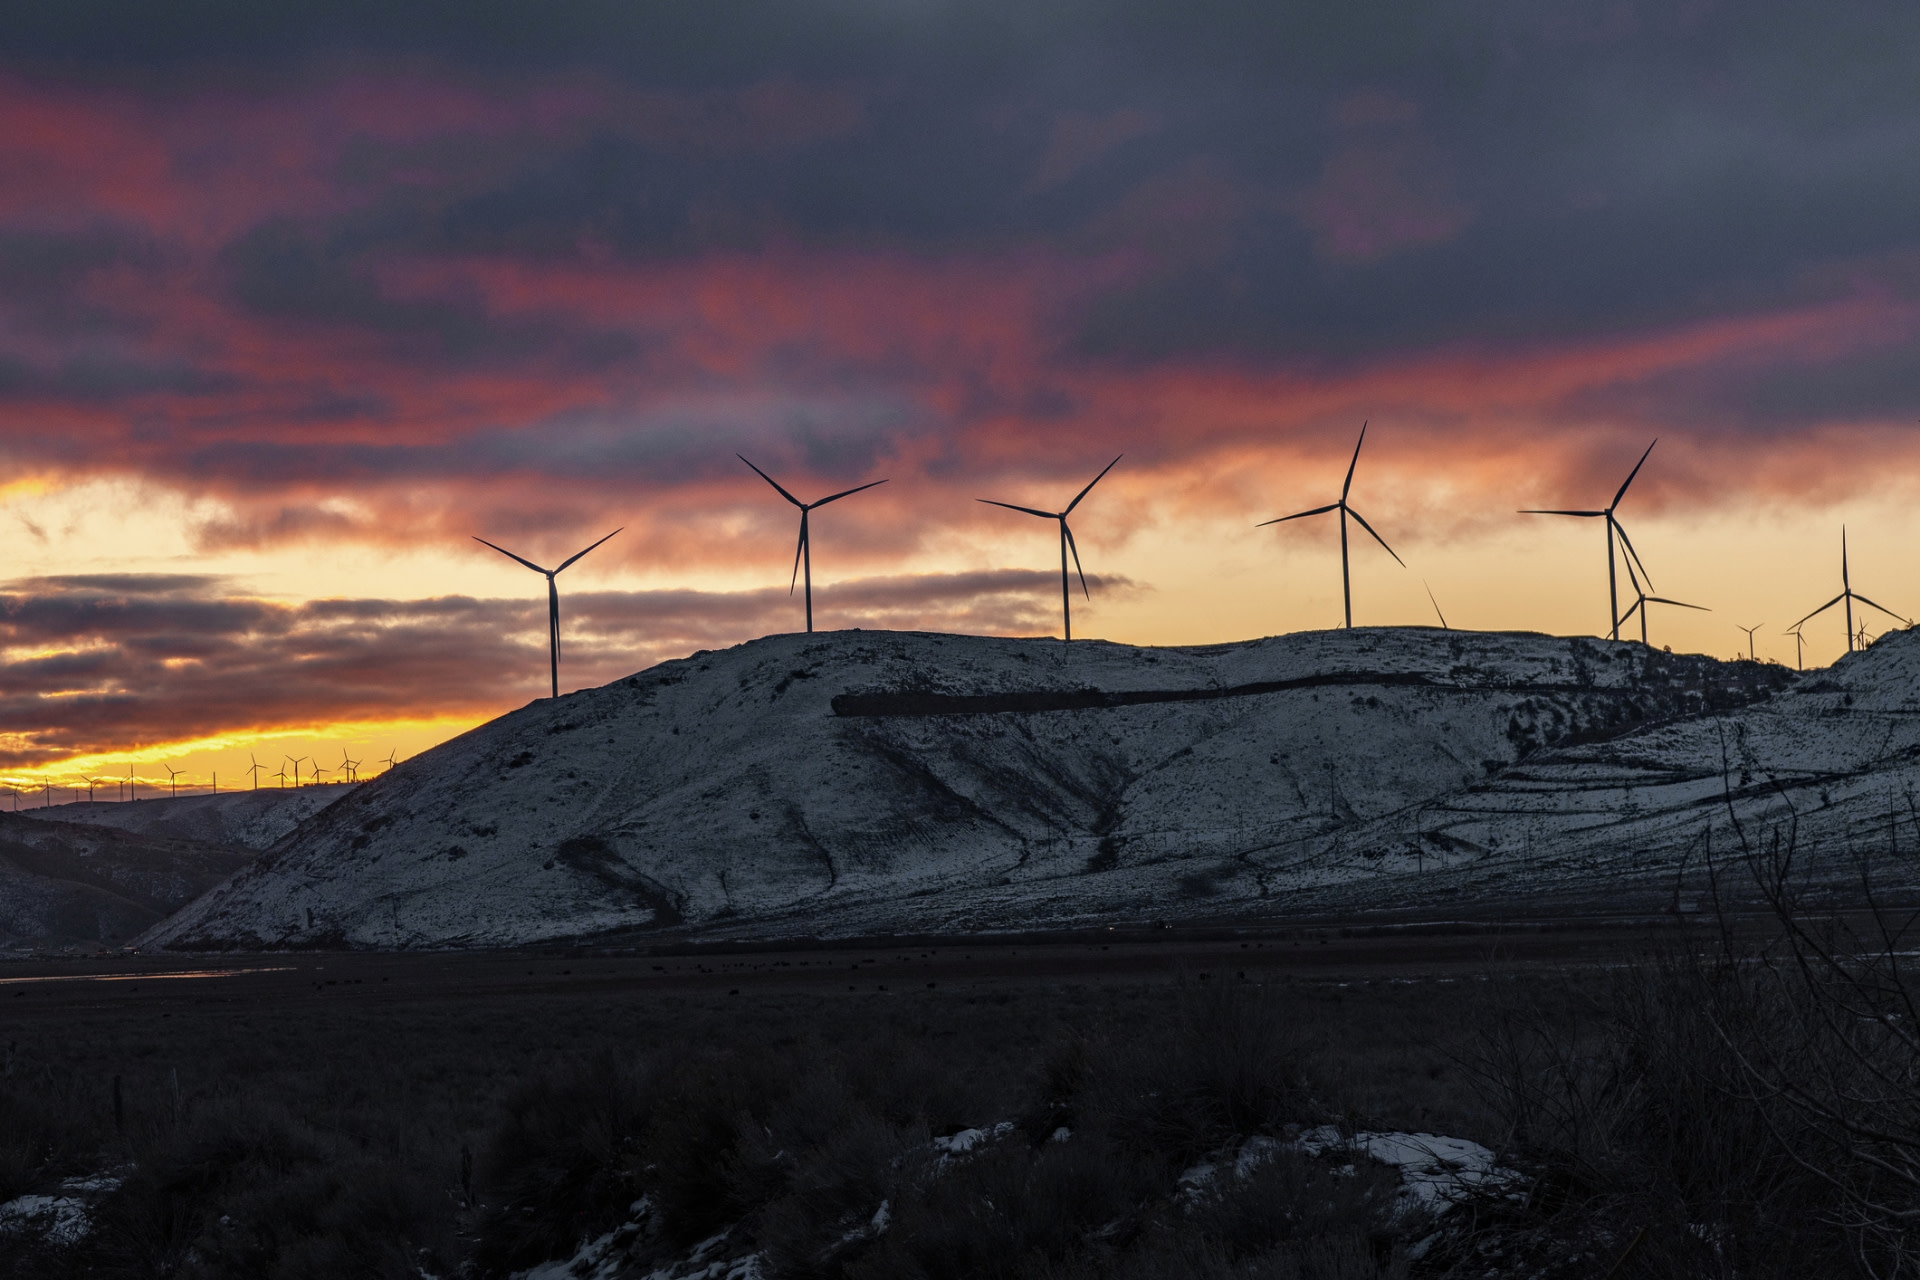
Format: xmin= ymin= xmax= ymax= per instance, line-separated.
xmin=1345 ymin=506 xmax=1405 ymax=567
xmin=1850 ymin=592 xmax=1910 ymax=625
xmin=1611 ymin=439 xmax=1657 ymax=509
xmin=1611 ymin=517 xmax=1655 ymax=592
xmin=473 ymin=536 xmax=550 ymax=575
xmin=1341 ymin=421 xmax=1367 ymax=500
xmin=1423 ymin=580 xmax=1448 ymax=629
xmin=810 ymin=478 xmax=889 ymax=508
xmin=1842 ymin=526 xmax=1851 ymax=588
xmin=978 ymin=498 xmax=1060 ymax=519
xmin=555 ymin=527 xmax=623 ymax=573
xmin=1790 ymin=594 xmax=1848 ymax=629
xmin=1064 ymin=454 xmax=1123 ymax=514
xmin=1620 ymin=550 xmax=1645 ymax=595
xmin=1645 ymin=597 xmax=1710 ymax=611
xmin=1256 ymin=502 xmax=1340 ymax=526
xmin=738 ymin=454 xmax=804 ymax=507
xmin=790 ymin=514 xmax=807 ymax=594
xmin=1063 ymin=520 xmax=1091 ymax=599
xmin=1517 ymin=509 xmax=1606 ymax=517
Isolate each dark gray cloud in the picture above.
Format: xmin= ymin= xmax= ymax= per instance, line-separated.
xmin=3 ymin=0 xmax=1920 ymax=547
xmin=0 ymin=569 xmax=1134 ymax=766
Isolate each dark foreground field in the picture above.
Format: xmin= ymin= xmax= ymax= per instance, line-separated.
xmin=0 ymin=901 xmax=1914 ymax=1279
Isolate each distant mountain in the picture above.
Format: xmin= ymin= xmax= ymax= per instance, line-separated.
xmin=0 ymin=812 xmax=253 ymax=950
xmin=140 ymin=624 xmax=1913 ymax=952
xmin=33 ymin=786 xmax=351 ymax=851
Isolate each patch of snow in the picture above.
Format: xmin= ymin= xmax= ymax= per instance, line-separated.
xmin=0 ymin=1173 xmax=124 ymax=1246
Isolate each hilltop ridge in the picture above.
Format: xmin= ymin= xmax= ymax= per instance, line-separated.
xmin=137 ymin=624 xmax=1911 ymax=951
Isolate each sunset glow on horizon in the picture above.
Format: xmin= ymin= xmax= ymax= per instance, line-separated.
xmin=6 ymin=3 xmax=1920 ymax=796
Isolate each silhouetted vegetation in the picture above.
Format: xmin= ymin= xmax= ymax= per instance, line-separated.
xmin=4 ymin=849 xmax=1920 ymax=1278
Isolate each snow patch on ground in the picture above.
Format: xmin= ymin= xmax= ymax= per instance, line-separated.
xmin=0 ymin=1174 xmax=125 ymax=1246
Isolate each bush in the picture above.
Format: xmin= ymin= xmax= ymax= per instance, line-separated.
xmin=474 ymin=1052 xmax=654 ymax=1275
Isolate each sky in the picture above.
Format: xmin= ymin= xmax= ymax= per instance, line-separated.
xmin=5 ymin=0 xmax=1920 ymax=796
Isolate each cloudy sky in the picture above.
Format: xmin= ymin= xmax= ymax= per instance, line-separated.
xmin=4 ymin=1 xmax=1920 ymax=792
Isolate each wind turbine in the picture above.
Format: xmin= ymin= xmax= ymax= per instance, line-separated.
xmin=164 ymin=765 xmax=183 ymax=799
xmin=1736 ymin=623 xmax=1762 ymax=662
xmin=1790 ymin=528 xmax=1909 ymax=654
xmin=245 ymin=753 xmax=265 ymax=791
xmin=1521 ymin=440 xmax=1657 ymax=641
xmin=288 ymin=755 xmax=308 ymax=788
xmin=339 ymin=749 xmax=360 ymax=784
xmin=474 ymin=528 xmax=623 ymax=698
xmin=312 ymin=761 xmax=332 ymax=786
xmin=381 ymin=749 xmax=398 ymax=772
xmin=272 ymin=763 xmax=289 ymax=789
xmin=1786 ymin=625 xmax=1806 ymax=671
xmin=978 ymin=455 xmax=1122 ymax=642
xmin=1617 ymin=557 xmax=1708 ymax=647
xmin=737 ymin=456 xmax=887 ymax=634
xmin=1259 ymin=423 xmax=1404 ymax=629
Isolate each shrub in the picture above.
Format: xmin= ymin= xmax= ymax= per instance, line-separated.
xmin=474 ymin=1052 xmax=654 ymax=1275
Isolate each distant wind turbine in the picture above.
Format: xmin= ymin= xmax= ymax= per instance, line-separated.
xmin=1617 ymin=557 xmax=1708 ymax=647
xmin=288 ymin=755 xmax=308 ymax=788
xmin=474 ymin=528 xmax=623 ymax=698
xmin=1260 ymin=423 xmax=1404 ymax=629
xmin=1790 ymin=528 xmax=1909 ymax=654
xmin=312 ymin=761 xmax=331 ymax=786
xmin=738 ymin=456 xmax=888 ymax=634
xmin=245 ymin=753 xmax=265 ymax=791
xmin=272 ymin=763 xmax=289 ymax=789
xmin=381 ymin=749 xmax=398 ymax=772
xmin=163 ymin=764 xmax=184 ymax=798
xmin=1786 ymin=625 xmax=1806 ymax=671
xmin=978 ymin=455 xmax=1122 ymax=642
xmin=1521 ymin=440 xmax=1657 ymax=641
xmin=1736 ymin=623 xmax=1763 ymax=662
xmin=339 ymin=749 xmax=360 ymax=784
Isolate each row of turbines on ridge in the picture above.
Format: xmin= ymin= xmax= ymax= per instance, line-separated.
xmin=17 ymin=424 xmax=1900 ymax=807
xmin=478 ymin=426 xmax=1911 ymax=697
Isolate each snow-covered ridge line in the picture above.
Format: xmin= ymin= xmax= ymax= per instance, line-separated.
xmin=138 ymin=627 xmax=1916 ymax=951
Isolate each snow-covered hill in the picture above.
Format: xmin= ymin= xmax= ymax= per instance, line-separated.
xmin=34 ymin=786 xmax=351 ymax=851
xmin=140 ymin=624 xmax=1895 ymax=951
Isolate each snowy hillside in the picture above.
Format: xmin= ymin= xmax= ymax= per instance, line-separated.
xmin=33 ymin=786 xmax=351 ymax=851
xmin=139 ymin=624 xmax=1879 ymax=951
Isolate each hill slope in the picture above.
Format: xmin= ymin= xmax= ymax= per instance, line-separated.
xmin=0 ymin=813 xmax=254 ymax=949
xmin=33 ymin=786 xmax=350 ymax=851
xmin=140 ymin=626 xmax=1858 ymax=951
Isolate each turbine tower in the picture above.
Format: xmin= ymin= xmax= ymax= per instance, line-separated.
xmin=737 ymin=456 xmax=887 ymax=634
xmin=1790 ymin=528 xmax=1909 ymax=654
xmin=1259 ymin=422 xmax=1403 ymax=628
xmin=979 ymin=456 xmax=1122 ymax=642
xmin=1736 ymin=623 xmax=1762 ymax=662
xmin=1521 ymin=440 xmax=1657 ymax=641
xmin=474 ymin=528 xmax=623 ymax=698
